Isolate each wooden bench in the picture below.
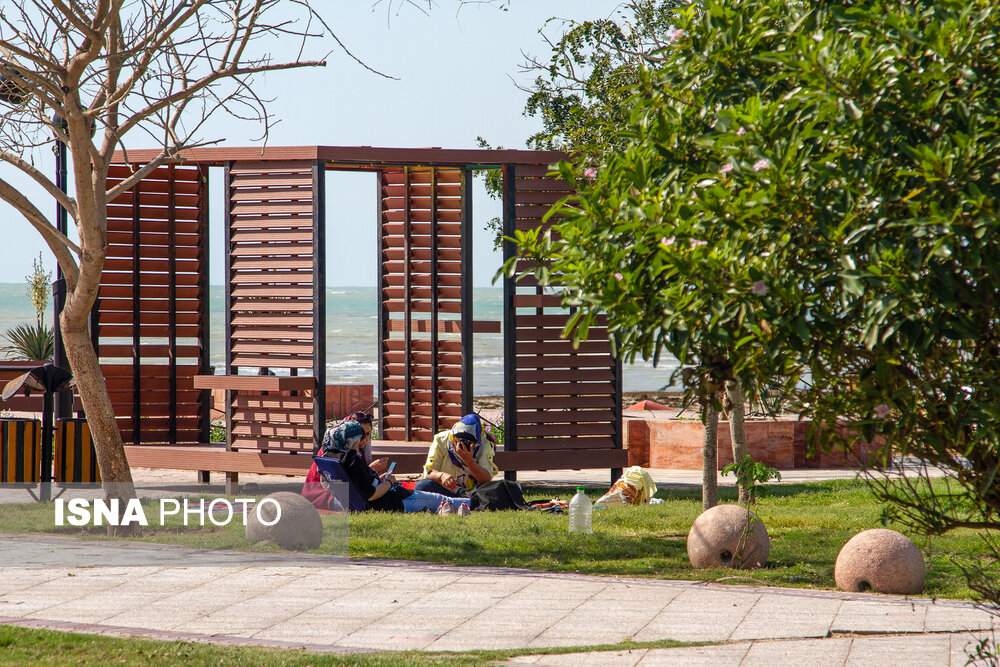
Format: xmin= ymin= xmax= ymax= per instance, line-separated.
xmin=124 ymin=440 xmax=628 ymax=490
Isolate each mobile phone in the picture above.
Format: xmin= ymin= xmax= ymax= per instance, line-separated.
xmin=386 ymin=461 xmax=396 ymax=474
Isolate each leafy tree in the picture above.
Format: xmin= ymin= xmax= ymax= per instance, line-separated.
xmin=0 ymin=1 xmax=362 ymax=503
xmin=520 ymin=0 xmax=681 ymax=157
xmin=511 ymin=0 xmax=1000 ymax=601
xmin=507 ymin=0 xmax=794 ymax=506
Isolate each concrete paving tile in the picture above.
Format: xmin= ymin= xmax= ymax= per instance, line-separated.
xmin=527 ymin=607 xmax=666 ymax=648
xmin=252 ymin=617 xmax=368 ymax=643
xmin=845 ymin=634 xmax=950 ymax=667
xmin=925 ymin=604 xmax=998 ymax=633
xmin=19 ymin=588 xmax=169 ymax=624
xmin=635 ymin=642 xmax=752 ymax=665
xmin=632 ymin=589 xmax=760 ymax=642
xmin=427 ymin=630 xmax=544 ymax=651
xmin=833 ymin=600 xmax=926 ymax=634
xmin=742 ymin=637 xmax=852 ymax=666
xmin=951 ymin=631 xmax=998 ymax=666
xmin=3 ymin=592 xmax=92 ymax=617
xmin=514 ymin=648 xmax=649 ymax=667
xmin=0 ymin=568 xmax=68 ymax=592
xmin=587 ymin=582 xmax=685 ymax=604
xmin=730 ymin=595 xmax=842 ymax=640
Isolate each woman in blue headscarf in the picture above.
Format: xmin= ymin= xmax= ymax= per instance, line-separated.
xmin=309 ymin=420 xmax=470 ymax=514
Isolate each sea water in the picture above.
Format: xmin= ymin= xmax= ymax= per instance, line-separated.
xmin=0 ymin=283 xmax=677 ymax=395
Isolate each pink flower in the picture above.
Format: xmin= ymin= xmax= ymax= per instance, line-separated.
xmin=660 ymin=236 xmax=675 ymax=246
xmin=736 ymin=127 xmax=746 ymax=136
xmin=752 ymin=158 xmax=770 ymax=171
xmin=690 ymin=239 xmax=708 ymax=247
xmin=583 ymin=168 xmax=597 ymax=178
xmin=614 ymin=272 xmax=624 ymax=281
xmin=667 ymin=27 xmax=684 ymax=41
xmin=751 ymin=280 xmax=768 ymax=295
xmin=874 ymin=404 xmax=891 ymax=418
xmin=719 ymin=162 xmax=734 ymax=174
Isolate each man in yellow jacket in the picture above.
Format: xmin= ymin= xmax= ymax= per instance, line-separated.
xmin=415 ymin=414 xmax=499 ymax=497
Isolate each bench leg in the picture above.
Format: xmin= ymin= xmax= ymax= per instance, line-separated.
xmin=226 ymin=471 xmax=239 ymax=495
xmin=197 ymin=470 xmax=211 ymax=484
xmin=504 ymin=470 xmax=517 ymax=482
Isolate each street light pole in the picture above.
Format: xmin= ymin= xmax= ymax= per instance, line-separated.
xmin=51 ymin=112 xmax=72 ymax=422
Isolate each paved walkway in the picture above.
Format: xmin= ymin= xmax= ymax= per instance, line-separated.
xmin=0 ymin=535 xmax=995 ymax=665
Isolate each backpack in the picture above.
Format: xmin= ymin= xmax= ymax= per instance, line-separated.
xmin=468 ymin=480 xmax=531 ymax=511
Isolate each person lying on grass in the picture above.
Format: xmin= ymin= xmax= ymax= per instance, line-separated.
xmin=311 ymin=420 xmax=471 ymax=514
xmin=415 ymin=414 xmax=499 ymax=498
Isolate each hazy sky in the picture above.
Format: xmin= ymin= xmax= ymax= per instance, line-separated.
xmin=0 ymin=2 xmax=625 ymax=287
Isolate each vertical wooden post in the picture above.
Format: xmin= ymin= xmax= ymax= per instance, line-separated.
xmin=198 ymin=166 xmax=211 ymax=446
xmin=223 ymin=161 xmax=237 ymax=494
xmin=130 ymin=166 xmax=141 ymax=446
xmin=460 ymin=167 xmax=473 ymax=417
xmin=502 ymin=164 xmax=517 ymax=481
xmin=376 ymin=171 xmax=388 ymax=440
xmin=430 ymin=168 xmax=439 ymax=433
xmin=167 ymin=164 xmax=177 ymax=446
xmin=403 ymin=167 xmax=412 ymax=439
xmin=312 ymin=160 xmax=327 ymax=452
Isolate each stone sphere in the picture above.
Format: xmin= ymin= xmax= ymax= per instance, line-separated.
xmin=246 ymin=492 xmax=323 ymax=551
xmin=835 ymin=529 xmax=925 ymax=594
xmin=687 ymin=504 xmax=770 ymax=570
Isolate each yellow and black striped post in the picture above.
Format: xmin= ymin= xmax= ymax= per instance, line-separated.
xmin=0 ymin=419 xmax=42 ymax=483
xmin=54 ymin=419 xmax=101 ymax=484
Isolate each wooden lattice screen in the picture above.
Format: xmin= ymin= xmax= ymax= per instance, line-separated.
xmin=502 ymin=164 xmax=626 ymax=473
xmin=101 ymin=164 xmax=210 ymax=445
xmin=377 ymin=167 xmax=472 ymax=441
xmin=224 ymin=160 xmax=325 ymax=453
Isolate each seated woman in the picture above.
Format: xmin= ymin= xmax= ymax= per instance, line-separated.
xmin=342 ymin=410 xmax=389 ymax=474
xmin=305 ymin=420 xmax=470 ymax=514
xmin=415 ymin=414 xmax=498 ymax=498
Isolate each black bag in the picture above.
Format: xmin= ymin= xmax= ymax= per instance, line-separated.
xmin=469 ymin=480 xmax=531 ymax=511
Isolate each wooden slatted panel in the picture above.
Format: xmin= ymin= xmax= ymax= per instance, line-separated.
xmin=378 ymin=167 xmax=472 ymax=441
xmin=225 ymin=160 xmax=322 ymax=454
xmin=503 ymin=164 xmax=624 ymax=462
xmin=100 ymin=164 xmax=210 ymax=445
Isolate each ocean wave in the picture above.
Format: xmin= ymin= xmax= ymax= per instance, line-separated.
xmin=327 ymin=360 xmax=378 ymax=373
xmin=474 ymin=358 xmax=503 ymax=367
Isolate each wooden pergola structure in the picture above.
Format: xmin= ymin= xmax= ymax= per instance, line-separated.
xmin=103 ymin=146 xmax=626 ymax=489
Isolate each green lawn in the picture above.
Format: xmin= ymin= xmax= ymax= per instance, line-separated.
xmin=0 ymin=624 xmax=691 ymax=666
xmin=0 ymin=479 xmax=985 ymax=599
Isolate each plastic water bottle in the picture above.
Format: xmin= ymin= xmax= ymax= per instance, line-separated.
xmin=568 ymin=487 xmax=592 ymax=534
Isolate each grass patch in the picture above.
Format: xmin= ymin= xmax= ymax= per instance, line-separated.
xmin=0 ymin=624 xmax=694 ymax=666
xmin=0 ymin=480 xmax=983 ymax=599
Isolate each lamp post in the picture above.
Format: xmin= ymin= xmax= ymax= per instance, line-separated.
xmin=50 ymin=111 xmax=72 ymax=421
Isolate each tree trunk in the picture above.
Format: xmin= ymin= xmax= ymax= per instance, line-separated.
xmin=61 ymin=315 xmax=136 ymax=505
xmin=726 ymin=380 xmax=750 ymax=504
xmin=702 ymin=399 xmax=719 ymax=511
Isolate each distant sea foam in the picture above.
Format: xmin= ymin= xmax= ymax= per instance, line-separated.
xmin=0 ymin=284 xmax=676 ymax=395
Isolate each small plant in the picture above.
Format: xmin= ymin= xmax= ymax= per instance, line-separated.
xmin=722 ymin=455 xmax=781 ymax=506
xmin=3 ymin=253 xmax=54 ymax=361
xmin=723 ymin=455 xmax=781 ymax=566
xmin=2 ymin=323 xmax=54 ymax=361
xmin=483 ymin=411 xmax=505 ymax=447
xmin=209 ymin=420 xmax=227 ymax=443
xmin=26 ymin=252 xmax=50 ymax=326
